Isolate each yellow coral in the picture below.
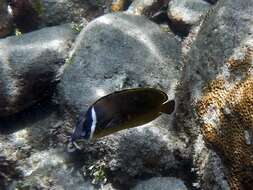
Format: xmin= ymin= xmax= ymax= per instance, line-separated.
xmin=196 ymin=46 xmax=253 ymax=190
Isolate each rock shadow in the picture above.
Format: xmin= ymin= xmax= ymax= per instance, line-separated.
xmin=0 ymin=155 xmax=22 ymax=190
xmin=0 ymin=99 xmax=58 ymax=134
xmin=0 ymin=98 xmax=71 ymax=153
xmin=107 ymin=126 xmax=196 ymax=189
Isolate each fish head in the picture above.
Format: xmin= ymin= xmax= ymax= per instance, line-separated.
xmin=71 ymin=107 xmax=96 ymax=142
xmin=71 ymin=117 xmax=88 ymax=143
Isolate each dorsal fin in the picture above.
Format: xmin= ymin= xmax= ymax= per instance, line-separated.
xmin=161 ymin=100 xmax=175 ymax=114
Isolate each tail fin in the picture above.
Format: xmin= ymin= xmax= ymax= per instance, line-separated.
xmin=161 ymin=100 xmax=175 ymax=114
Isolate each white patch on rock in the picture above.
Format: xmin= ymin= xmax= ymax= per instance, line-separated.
xmin=223 ymin=105 xmax=231 ymax=115
xmin=202 ymin=104 xmax=220 ymax=128
xmin=10 ymin=128 xmax=29 ymax=145
xmin=18 ymin=149 xmax=65 ymax=177
xmin=192 ymin=182 xmax=200 ymax=188
xmin=7 ymin=5 xmax=12 ymax=15
xmin=168 ymin=0 xmax=211 ymax=25
xmin=194 ymin=134 xmax=205 ymax=155
xmin=244 ymin=129 xmax=253 ymax=145
xmin=95 ymin=88 xmax=107 ymax=98
xmin=97 ymin=15 xmax=167 ymax=65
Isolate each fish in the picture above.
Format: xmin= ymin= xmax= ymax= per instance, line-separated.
xmin=68 ymin=88 xmax=175 ymax=151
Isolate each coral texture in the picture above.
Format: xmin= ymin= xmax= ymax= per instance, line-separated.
xmin=196 ymin=43 xmax=253 ymax=190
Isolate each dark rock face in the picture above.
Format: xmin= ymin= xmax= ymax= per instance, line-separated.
xmin=203 ymin=0 xmax=218 ymax=5
xmin=0 ymin=1 xmax=13 ymax=38
xmin=0 ymin=24 xmax=76 ymax=117
xmin=167 ymin=0 xmax=211 ymax=37
xmin=58 ymin=13 xmax=182 ymax=116
xmin=37 ymin=0 xmax=113 ymax=27
xmin=127 ymin=0 xmax=169 ymax=17
xmin=0 ymin=155 xmax=22 ymax=189
xmin=10 ymin=0 xmax=40 ymax=33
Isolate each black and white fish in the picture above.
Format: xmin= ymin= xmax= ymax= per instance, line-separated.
xmin=68 ymin=88 xmax=175 ymax=151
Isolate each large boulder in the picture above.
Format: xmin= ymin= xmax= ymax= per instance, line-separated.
xmin=58 ymin=12 xmax=182 ymax=115
xmin=176 ymin=0 xmax=253 ymax=189
xmin=0 ymin=24 xmax=76 ymax=117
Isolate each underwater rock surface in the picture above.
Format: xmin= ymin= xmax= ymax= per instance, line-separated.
xmin=168 ymin=0 xmax=211 ymax=25
xmin=0 ymin=24 xmax=76 ymax=117
xmin=0 ymin=0 xmax=252 ymax=189
xmin=176 ymin=0 xmax=253 ymax=189
xmin=127 ymin=0 xmax=168 ymax=17
xmin=132 ymin=177 xmax=188 ymax=190
xmin=0 ymin=101 xmax=94 ymax=189
xmin=0 ymin=101 xmax=190 ymax=189
xmin=37 ymin=0 xmax=113 ymax=27
xmin=9 ymin=0 xmax=40 ymax=33
xmin=167 ymin=0 xmax=211 ymax=36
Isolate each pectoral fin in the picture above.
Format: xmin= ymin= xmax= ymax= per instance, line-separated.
xmin=93 ymin=116 xmax=125 ymax=139
xmin=104 ymin=116 xmax=123 ymax=129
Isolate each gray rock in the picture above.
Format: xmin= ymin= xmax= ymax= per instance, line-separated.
xmin=127 ymin=0 xmax=169 ymax=17
xmin=167 ymin=0 xmax=211 ymax=36
xmin=132 ymin=177 xmax=188 ymax=190
xmin=0 ymin=24 xmax=76 ymax=117
xmin=175 ymin=0 xmax=253 ymax=189
xmin=0 ymin=101 xmax=95 ymax=190
xmin=58 ymin=12 xmax=182 ymax=115
xmin=37 ymin=0 xmax=113 ymax=27
xmin=0 ymin=1 xmax=12 ymax=38
xmin=0 ymin=101 xmax=189 ymax=189
xmin=9 ymin=0 xmax=40 ymax=33
xmin=72 ymin=116 xmax=190 ymax=189
xmin=168 ymin=0 xmax=211 ymax=25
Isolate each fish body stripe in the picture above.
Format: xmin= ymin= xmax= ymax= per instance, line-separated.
xmin=89 ymin=107 xmax=97 ymax=140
